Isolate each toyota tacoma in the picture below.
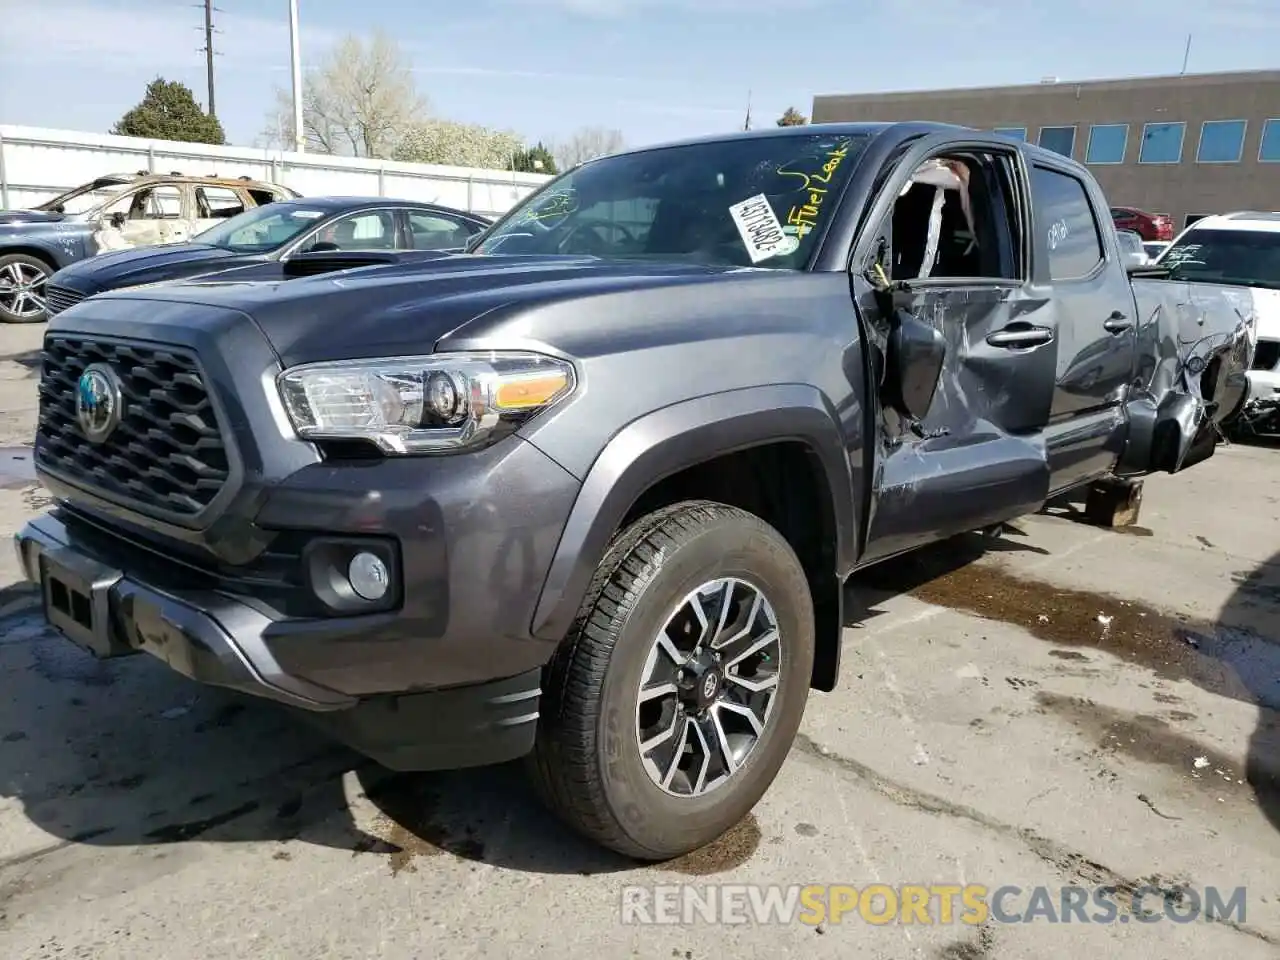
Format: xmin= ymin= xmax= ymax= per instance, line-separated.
xmin=16 ymin=123 xmax=1255 ymax=861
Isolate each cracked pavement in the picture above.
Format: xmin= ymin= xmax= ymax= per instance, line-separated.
xmin=1 ymin=323 xmax=1279 ymax=958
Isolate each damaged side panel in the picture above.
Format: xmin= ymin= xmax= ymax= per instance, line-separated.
xmin=1119 ymin=278 xmax=1257 ymax=475
xmin=859 ymin=284 xmax=1056 ymax=563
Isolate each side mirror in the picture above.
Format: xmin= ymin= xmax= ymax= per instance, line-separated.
xmin=883 ymin=308 xmax=947 ymax=421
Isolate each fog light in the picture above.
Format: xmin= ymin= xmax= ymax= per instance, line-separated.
xmin=348 ymin=551 xmax=389 ymax=601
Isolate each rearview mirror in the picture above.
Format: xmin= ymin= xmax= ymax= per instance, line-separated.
xmin=883 ymin=308 xmax=946 ymax=421
xmin=110 ymin=211 xmax=127 ymax=229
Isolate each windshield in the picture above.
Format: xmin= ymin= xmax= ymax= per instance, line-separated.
xmin=35 ymin=179 xmax=131 ymax=215
xmin=1158 ymin=228 xmax=1280 ymax=289
xmin=473 ymin=131 xmax=873 ymax=268
xmin=191 ymin=202 xmax=329 ymax=253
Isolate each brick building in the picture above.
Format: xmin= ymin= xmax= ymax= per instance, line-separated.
xmin=812 ymin=70 xmax=1280 ymax=230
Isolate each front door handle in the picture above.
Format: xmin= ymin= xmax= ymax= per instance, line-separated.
xmin=1103 ymin=311 xmax=1132 ymax=334
xmin=986 ymin=323 xmax=1054 ymax=348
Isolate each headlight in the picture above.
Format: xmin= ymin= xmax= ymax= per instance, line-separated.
xmin=277 ymin=351 xmax=576 ymax=454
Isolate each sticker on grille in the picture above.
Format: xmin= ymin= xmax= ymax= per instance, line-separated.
xmin=36 ymin=336 xmax=231 ymax=517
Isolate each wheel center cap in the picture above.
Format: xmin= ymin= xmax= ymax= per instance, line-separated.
xmin=700 ymin=672 xmax=719 ymax=700
xmin=678 ymin=654 xmax=723 ymax=711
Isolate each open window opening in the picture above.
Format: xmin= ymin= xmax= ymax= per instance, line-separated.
xmin=884 ymin=152 xmax=1022 ymax=282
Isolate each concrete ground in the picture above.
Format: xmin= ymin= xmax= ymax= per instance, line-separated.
xmin=1 ymin=323 xmax=1278 ymax=959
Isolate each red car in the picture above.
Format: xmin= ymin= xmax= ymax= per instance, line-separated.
xmin=1110 ymin=206 xmax=1174 ymax=242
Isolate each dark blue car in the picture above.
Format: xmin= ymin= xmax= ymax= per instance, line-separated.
xmin=42 ymin=196 xmax=491 ymax=320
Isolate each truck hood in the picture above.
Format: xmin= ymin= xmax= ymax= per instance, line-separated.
xmin=51 ymin=243 xmax=245 ymax=293
xmin=0 ymin=209 xmax=66 ymax=226
xmin=87 ymin=254 xmax=767 ymax=366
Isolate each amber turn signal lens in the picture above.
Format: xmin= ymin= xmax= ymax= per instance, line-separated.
xmin=494 ymin=371 xmax=570 ymax=410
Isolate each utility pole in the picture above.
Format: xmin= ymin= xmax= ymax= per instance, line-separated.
xmin=1180 ymin=34 xmax=1192 ymax=75
xmin=290 ymin=0 xmax=305 ymax=153
xmin=201 ymin=0 xmax=217 ymax=118
xmin=744 ymin=89 xmax=752 ymax=131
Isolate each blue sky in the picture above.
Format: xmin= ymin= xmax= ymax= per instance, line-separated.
xmin=2 ymin=0 xmax=1278 ymax=152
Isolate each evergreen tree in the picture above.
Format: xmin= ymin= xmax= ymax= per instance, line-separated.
xmin=511 ymin=142 xmax=558 ymax=174
xmin=113 ymin=78 xmax=226 ymax=145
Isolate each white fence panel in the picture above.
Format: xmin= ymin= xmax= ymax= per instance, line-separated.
xmin=0 ymin=125 xmax=553 ymax=218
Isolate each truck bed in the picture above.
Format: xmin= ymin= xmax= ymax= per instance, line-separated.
xmin=1128 ymin=276 xmax=1256 ymax=429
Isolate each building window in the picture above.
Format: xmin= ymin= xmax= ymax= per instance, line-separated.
xmin=1260 ymin=119 xmax=1280 ymax=162
xmin=1197 ymin=120 xmax=1247 ymax=163
xmin=993 ymin=127 xmax=1027 ymax=141
xmin=1085 ymin=124 xmax=1128 ymax=164
xmin=1030 ymin=165 xmax=1103 ymax=281
xmin=1138 ymin=122 xmax=1186 ymax=164
xmin=1038 ymin=126 xmax=1076 ymax=158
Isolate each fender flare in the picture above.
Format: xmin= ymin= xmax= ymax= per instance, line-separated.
xmin=529 ymin=383 xmax=858 ymax=642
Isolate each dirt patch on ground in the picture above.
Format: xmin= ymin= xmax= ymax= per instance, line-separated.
xmin=865 ymin=552 xmax=1280 ymax=713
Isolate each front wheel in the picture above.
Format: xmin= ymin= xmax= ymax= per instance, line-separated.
xmin=0 ymin=253 xmax=53 ymax=324
xmin=528 ymin=500 xmax=815 ymax=860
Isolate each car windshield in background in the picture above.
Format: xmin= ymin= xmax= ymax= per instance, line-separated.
xmin=473 ymin=132 xmax=873 ymax=268
xmin=1158 ymin=229 xmax=1280 ymax=289
xmin=35 ymin=181 xmax=131 ymax=215
xmin=191 ymin=203 xmax=329 ymax=253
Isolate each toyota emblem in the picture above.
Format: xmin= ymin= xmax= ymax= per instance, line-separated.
xmin=76 ymin=363 xmax=124 ymax=444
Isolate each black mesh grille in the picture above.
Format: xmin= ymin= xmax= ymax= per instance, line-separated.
xmin=1252 ymin=340 xmax=1280 ymax=372
xmin=36 ymin=336 xmax=231 ymax=517
xmin=44 ymin=285 xmax=85 ymax=318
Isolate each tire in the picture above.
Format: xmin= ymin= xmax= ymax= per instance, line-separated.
xmin=0 ymin=253 xmax=53 ymax=324
xmin=528 ymin=499 xmax=815 ymax=860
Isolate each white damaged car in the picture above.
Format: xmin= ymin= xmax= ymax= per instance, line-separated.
xmin=1154 ymin=212 xmax=1280 ymax=436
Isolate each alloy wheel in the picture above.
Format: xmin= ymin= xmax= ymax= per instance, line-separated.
xmin=635 ymin=577 xmax=781 ymax=798
xmin=0 ymin=261 xmax=49 ymax=320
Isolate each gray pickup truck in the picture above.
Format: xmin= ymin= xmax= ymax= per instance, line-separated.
xmin=15 ymin=122 xmax=1255 ymax=862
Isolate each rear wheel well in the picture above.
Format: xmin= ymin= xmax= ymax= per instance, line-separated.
xmin=621 ymin=441 xmax=843 ymax=692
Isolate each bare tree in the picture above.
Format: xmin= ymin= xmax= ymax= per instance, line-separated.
xmin=260 ymin=31 xmax=428 ymax=158
xmin=551 ymin=127 xmax=626 ymax=170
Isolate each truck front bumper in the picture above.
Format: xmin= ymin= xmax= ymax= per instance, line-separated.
xmin=14 ymin=511 xmax=545 ymax=771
